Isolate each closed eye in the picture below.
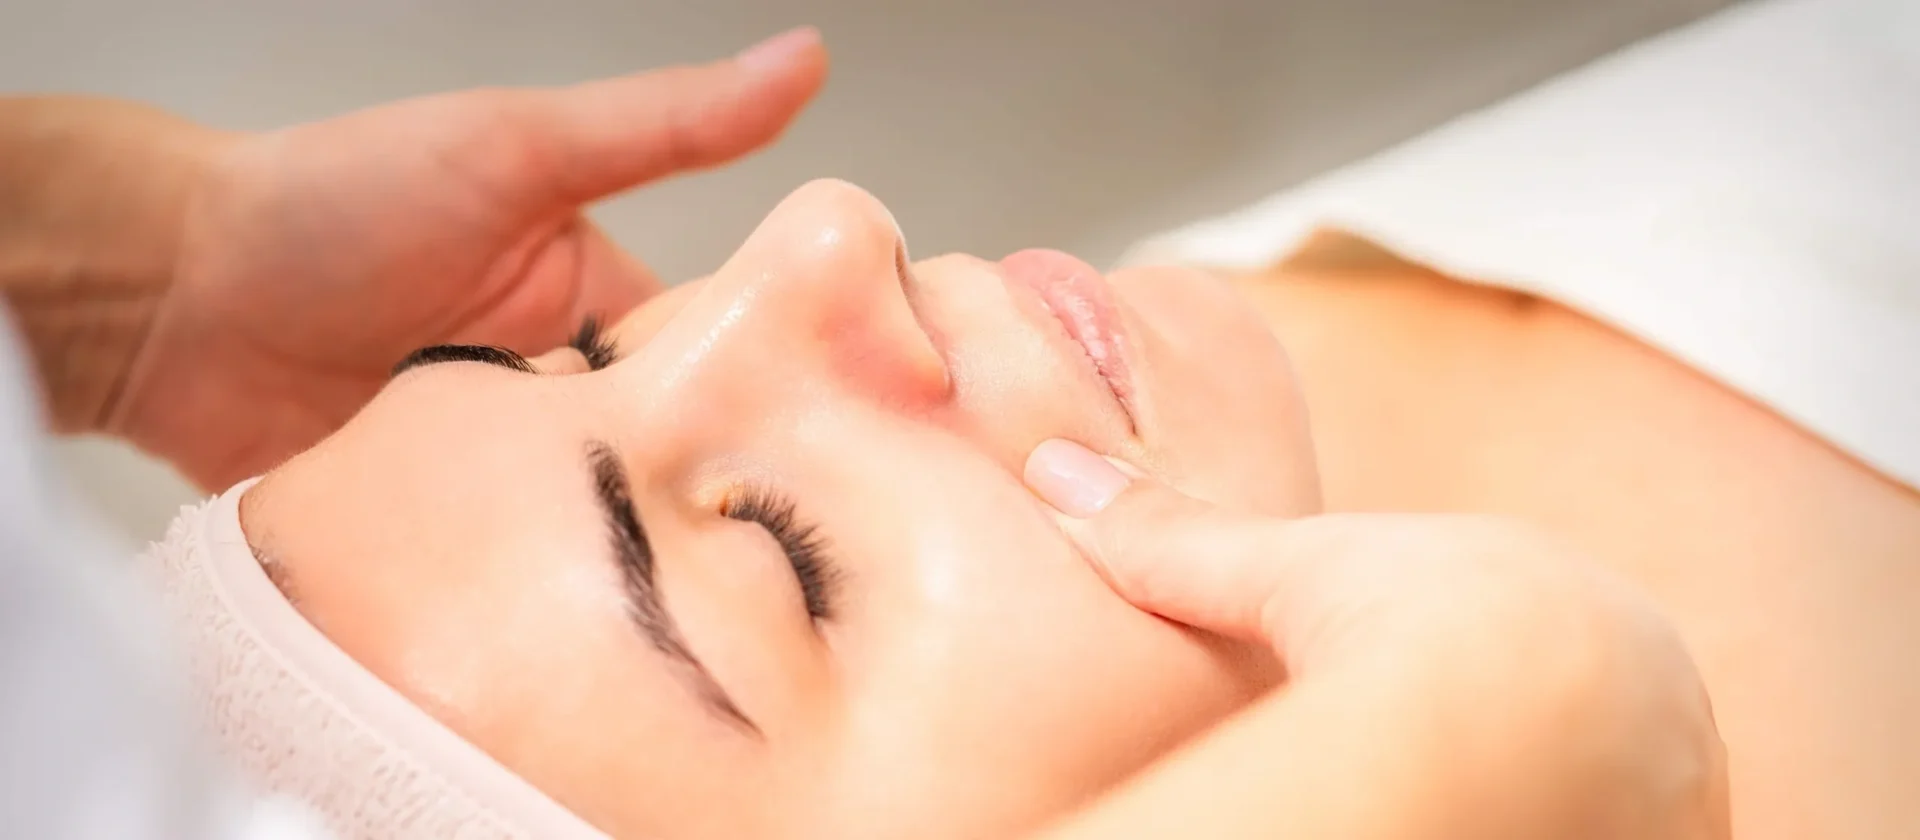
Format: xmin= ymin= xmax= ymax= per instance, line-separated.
xmin=570 ymin=316 xmax=620 ymax=370
xmin=722 ymin=488 xmax=842 ymax=622
xmin=391 ymin=316 xmax=621 ymax=378
xmin=391 ymin=344 xmax=535 ymax=377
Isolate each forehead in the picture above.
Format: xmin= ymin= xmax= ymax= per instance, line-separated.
xmin=241 ymin=365 xmax=654 ymax=720
xmin=242 ymin=365 xmax=769 ymax=816
xmin=250 ymin=364 xmax=613 ymax=645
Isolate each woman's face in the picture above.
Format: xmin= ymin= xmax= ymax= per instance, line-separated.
xmin=243 ymin=180 xmax=1318 ymax=839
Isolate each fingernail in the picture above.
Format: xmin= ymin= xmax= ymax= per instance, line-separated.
xmin=1024 ymin=439 xmax=1130 ymax=518
xmin=736 ymin=26 xmax=819 ymax=75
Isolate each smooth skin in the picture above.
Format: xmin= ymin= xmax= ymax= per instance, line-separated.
xmin=1023 ymin=439 xmax=1727 ymax=840
xmin=1226 ymin=242 xmax=1920 ymax=840
xmin=243 ymin=180 xmax=1306 ymax=839
xmin=252 ymin=184 xmax=1918 ymax=838
xmin=244 ymin=180 xmax=1725 ymax=839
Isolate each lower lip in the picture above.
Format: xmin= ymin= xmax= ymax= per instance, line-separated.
xmin=998 ymin=249 xmax=1135 ymax=419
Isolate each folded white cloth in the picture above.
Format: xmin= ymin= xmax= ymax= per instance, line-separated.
xmin=137 ymin=480 xmax=605 ymax=840
xmin=1123 ymin=0 xmax=1920 ymax=491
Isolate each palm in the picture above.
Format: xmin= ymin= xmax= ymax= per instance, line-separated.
xmin=166 ymin=99 xmax=656 ymax=468
xmin=115 ymin=38 xmax=826 ymax=488
xmin=198 ymin=94 xmax=659 ymax=358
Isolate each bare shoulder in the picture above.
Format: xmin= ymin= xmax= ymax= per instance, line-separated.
xmin=1219 ymin=254 xmax=1919 ymax=840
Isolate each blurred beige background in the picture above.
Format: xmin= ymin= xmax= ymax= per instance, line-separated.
xmin=1 ymin=0 xmax=1733 ymax=540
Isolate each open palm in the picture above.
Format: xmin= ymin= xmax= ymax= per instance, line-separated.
xmin=113 ymin=31 xmax=826 ymax=489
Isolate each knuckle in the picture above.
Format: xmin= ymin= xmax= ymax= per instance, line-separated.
xmin=1101 ymin=548 xmax=1177 ymax=608
xmin=1087 ymin=488 xmax=1201 ymax=600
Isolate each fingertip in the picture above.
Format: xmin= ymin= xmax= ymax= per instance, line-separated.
xmin=735 ymin=25 xmax=828 ymax=83
xmin=1024 ymin=439 xmax=1132 ymax=518
xmin=719 ymin=25 xmax=829 ymax=151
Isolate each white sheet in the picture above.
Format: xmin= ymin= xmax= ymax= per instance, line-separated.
xmin=1122 ymin=0 xmax=1920 ymax=491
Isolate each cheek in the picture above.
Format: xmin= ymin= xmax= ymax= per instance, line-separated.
xmin=1113 ymin=267 xmax=1319 ymax=516
xmin=812 ymin=448 xmax=1266 ymax=828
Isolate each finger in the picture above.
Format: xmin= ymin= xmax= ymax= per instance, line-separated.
xmin=567 ymin=222 xmax=666 ymax=328
xmin=1023 ymin=438 xmax=1314 ymax=644
xmin=513 ymin=26 xmax=828 ymax=205
xmin=1022 ymin=439 xmax=1524 ymax=670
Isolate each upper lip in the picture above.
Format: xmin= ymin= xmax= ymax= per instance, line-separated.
xmin=995 ymin=252 xmax=1138 ymax=431
xmin=892 ymin=249 xmax=1140 ymax=434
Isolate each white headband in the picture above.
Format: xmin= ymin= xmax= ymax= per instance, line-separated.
xmin=138 ymin=479 xmax=607 ymax=839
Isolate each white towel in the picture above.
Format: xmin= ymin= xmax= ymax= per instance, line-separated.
xmin=136 ymin=480 xmax=605 ymax=840
xmin=1123 ymin=0 xmax=1920 ymax=491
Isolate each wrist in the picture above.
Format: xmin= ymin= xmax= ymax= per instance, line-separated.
xmin=0 ymin=97 xmax=236 ymax=434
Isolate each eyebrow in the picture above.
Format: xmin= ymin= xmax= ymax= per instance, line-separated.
xmin=586 ymin=441 xmax=760 ymax=737
xmin=391 ymin=344 xmax=535 ymax=377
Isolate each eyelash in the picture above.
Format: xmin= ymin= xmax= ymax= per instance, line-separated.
xmin=570 ymin=316 xmax=620 ymax=371
xmin=568 ymin=317 xmax=836 ymax=622
xmin=722 ymin=488 xmax=840 ymax=622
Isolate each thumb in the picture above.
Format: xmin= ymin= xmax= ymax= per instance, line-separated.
xmin=1022 ymin=439 xmax=1467 ymax=670
xmin=1022 ymin=439 xmax=1321 ymax=646
xmin=504 ymin=26 xmax=828 ymax=205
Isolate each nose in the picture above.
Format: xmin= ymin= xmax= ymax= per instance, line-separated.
xmin=624 ymin=179 xmax=950 ymax=418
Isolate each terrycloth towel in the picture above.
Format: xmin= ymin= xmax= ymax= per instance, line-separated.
xmin=137 ymin=479 xmax=606 ymax=840
xmin=1122 ymin=0 xmax=1920 ymax=492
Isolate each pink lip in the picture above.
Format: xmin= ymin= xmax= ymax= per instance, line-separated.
xmin=998 ymin=248 xmax=1136 ymax=424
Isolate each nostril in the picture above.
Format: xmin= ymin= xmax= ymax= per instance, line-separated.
xmin=884 ymin=240 xmax=952 ymax=405
xmin=894 ymin=239 xmax=914 ymax=291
